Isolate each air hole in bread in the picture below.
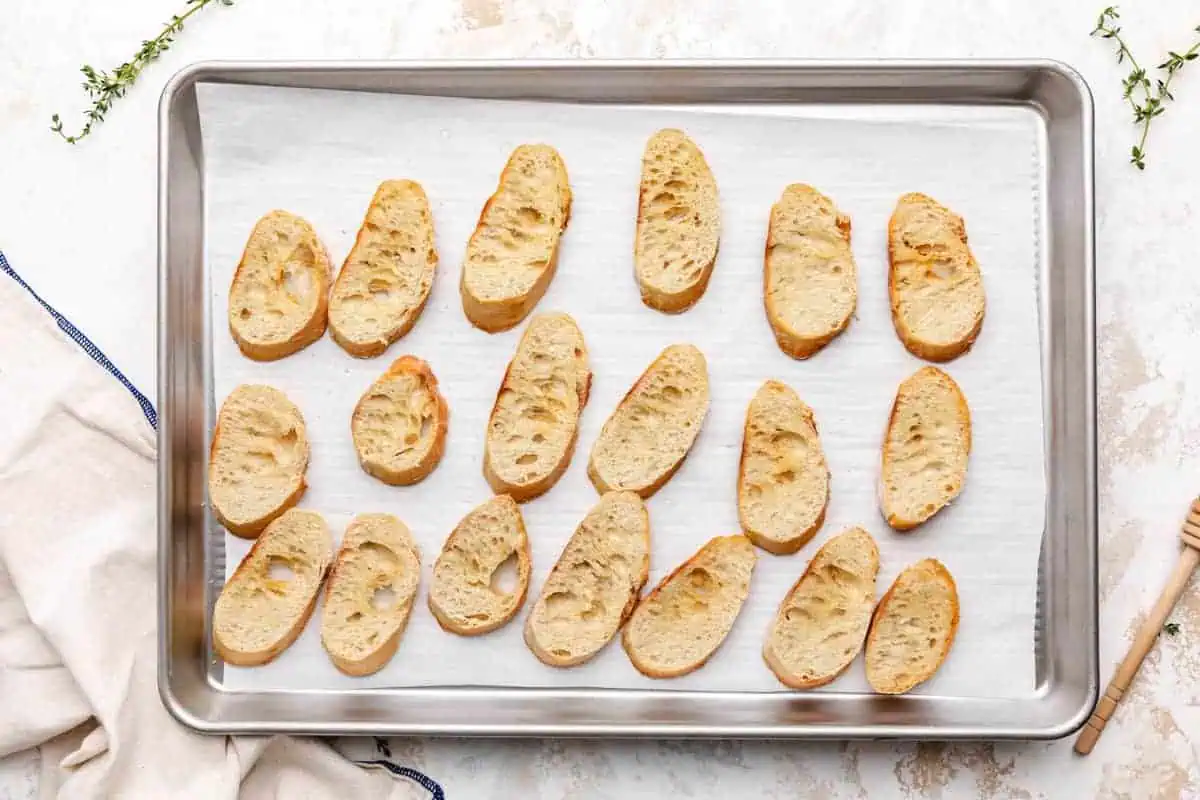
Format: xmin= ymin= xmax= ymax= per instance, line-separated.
xmin=687 ymin=568 xmax=714 ymax=592
xmin=489 ymin=552 xmax=520 ymax=595
xmin=356 ymin=542 xmax=401 ymax=570
xmin=267 ymin=557 xmax=295 ymax=583
xmin=371 ymin=586 xmax=397 ymax=611
xmin=580 ymin=599 xmax=606 ymax=621
xmin=544 ymin=591 xmax=575 ymax=619
xmin=347 ymin=611 xmax=363 ymax=623
xmin=282 ymin=265 xmax=313 ymax=299
xmin=531 ymin=433 xmax=546 ymax=444
xmin=516 ymin=453 xmax=537 ymax=466
xmin=769 ymin=431 xmax=804 ymax=448
xmin=777 ymin=470 xmax=796 ymax=484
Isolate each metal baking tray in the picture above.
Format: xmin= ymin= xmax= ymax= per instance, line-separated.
xmin=157 ymin=60 xmax=1096 ymax=738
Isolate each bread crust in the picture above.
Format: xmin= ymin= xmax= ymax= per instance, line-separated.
xmin=212 ymin=509 xmax=332 ymax=666
xmin=461 ymin=145 xmax=572 ymax=333
xmin=737 ymin=380 xmax=830 ymax=555
xmin=208 ymin=384 xmax=309 ymax=538
xmin=634 ymin=129 xmax=719 ymax=314
xmin=329 ymin=180 xmax=438 ymax=358
xmin=351 ymin=355 xmax=449 ymax=486
xmin=586 ymin=344 xmax=709 ymax=499
xmin=864 ymin=558 xmax=960 ymax=694
xmin=228 ymin=210 xmax=332 ymax=361
xmin=880 ymin=366 xmax=971 ymax=531
xmin=764 ymin=184 xmax=857 ymax=359
xmin=622 ymin=535 xmax=755 ymax=678
xmin=483 ymin=313 xmax=591 ymax=502
xmin=888 ymin=192 xmax=985 ymax=362
xmin=762 ymin=526 xmax=879 ymax=689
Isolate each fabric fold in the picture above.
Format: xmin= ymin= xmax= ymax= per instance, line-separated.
xmin=0 ymin=261 xmax=434 ymax=798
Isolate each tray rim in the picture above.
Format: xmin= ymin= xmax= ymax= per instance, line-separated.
xmin=157 ymin=58 xmax=1097 ymax=739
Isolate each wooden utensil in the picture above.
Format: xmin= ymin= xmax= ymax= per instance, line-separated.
xmin=1074 ymin=498 xmax=1200 ymax=755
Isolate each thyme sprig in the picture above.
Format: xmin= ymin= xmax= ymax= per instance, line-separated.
xmin=1092 ymin=6 xmax=1200 ymax=169
xmin=51 ymin=0 xmax=233 ymax=144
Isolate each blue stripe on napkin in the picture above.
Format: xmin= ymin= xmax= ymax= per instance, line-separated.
xmin=364 ymin=739 xmax=446 ymax=798
xmin=0 ymin=251 xmax=157 ymax=429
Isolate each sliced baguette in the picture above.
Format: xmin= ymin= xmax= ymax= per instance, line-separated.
xmin=351 ymin=355 xmax=449 ymax=486
xmin=228 ymin=210 xmax=331 ymax=361
xmin=888 ymin=192 xmax=985 ymax=362
xmin=587 ymin=344 xmax=709 ymax=498
xmin=484 ymin=313 xmax=591 ymax=502
xmin=764 ymin=184 xmax=857 ymax=359
xmin=212 ymin=509 xmax=333 ymax=666
xmin=634 ymin=129 xmax=720 ymax=313
xmin=865 ymin=558 xmax=959 ymax=694
xmin=328 ymin=180 xmax=438 ymax=357
xmin=209 ymin=384 xmax=309 ymax=538
xmin=763 ymin=526 xmax=880 ymax=689
xmin=429 ymin=495 xmax=532 ymax=635
xmin=524 ymin=492 xmax=650 ymax=667
xmin=622 ymin=535 xmax=756 ymax=678
xmin=738 ymin=380 xmax=830 ymax=555
xmin=461 ymin=144 xmax=572 ymax=333
xmin=880 ymin=366 xmax=971 ymax=531
xmin=320 ymin=513 xmax=421 ymax=676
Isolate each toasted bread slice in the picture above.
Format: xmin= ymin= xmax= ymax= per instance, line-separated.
xmin=764 ymin=184 xmax=857 ymax=359
xmin=524 ymin=492 xmax=650 ymax=667
xmin=461 ymin=145 xmax=572 ymax=332
xmin=319 ymin=514 xmax=420 ymax=676
xmin=209 ymin=384 xmax=309 ymax=538
xmin=328 ymin=180 xmax=438 ymax=357
xmin=622 ymin=535 xmax=756 ymax=678
xmin=484 ymin=313 xmax=591 ymax=502
xmin=351 ymin=356 xmax=449 ymax=486
xmin=634 ymin=129 xmax=720 ymax=313
xmin=738 ymin=380 xmax=830 ymax=555
xmin=881 ymin=366 xmax=970 ymax=531
xmin=888 ymin=192 xmax=985 ymax=362
xmin=228 ymin=210 xmax=331 ymax=361
xmin=587 ymin=344 xmax=709 ymax=498
xmin=865 ymin=558 xmax=959 ymax=694
xmin=213 ymin=509 xmax=333 ymax=666
xmin=763 ymin=526 xmax=880 ymax=689
xmin=429 ymin=495 xmax=532 ymax=635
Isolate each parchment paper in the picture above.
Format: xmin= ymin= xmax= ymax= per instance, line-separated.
xmin=197 ymin=83 xmax=1045 ymax=697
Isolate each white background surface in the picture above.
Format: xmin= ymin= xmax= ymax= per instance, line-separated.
xmin=3 ymin=0 xmax=1200 ymax=797
xmin=203 ymin=86 xmax=1044 ymax=695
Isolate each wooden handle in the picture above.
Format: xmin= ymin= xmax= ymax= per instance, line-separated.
xmin=1074 ymin=544 xmax=1200 ymax=755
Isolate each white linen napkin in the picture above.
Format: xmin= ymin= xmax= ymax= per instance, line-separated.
xmin=0 ymin=256 xmax=435 ymax=799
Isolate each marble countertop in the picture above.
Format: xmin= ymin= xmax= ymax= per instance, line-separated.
xmin=2 ymin=0 xmax=1199 ymax=796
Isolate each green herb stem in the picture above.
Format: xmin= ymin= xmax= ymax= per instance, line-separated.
xmin=51 ymin=0 xmax=233 ymax=144
xmin=1091 ymin=6 xmax=1200 ymax=169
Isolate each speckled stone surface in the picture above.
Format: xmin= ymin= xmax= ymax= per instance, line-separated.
xmin=2 ymin=0 xmax=1199 ymax=797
